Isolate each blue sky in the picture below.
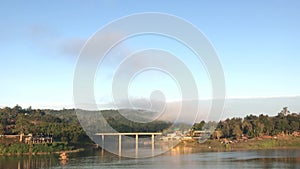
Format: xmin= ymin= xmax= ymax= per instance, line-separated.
xmin=1 ymin=0 xmax=300 ymax=109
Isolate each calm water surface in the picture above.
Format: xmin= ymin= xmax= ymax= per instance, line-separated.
xmin=1 ymin=149 xmax=300 ymax=169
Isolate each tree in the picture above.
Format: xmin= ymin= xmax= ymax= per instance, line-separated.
xmin=274 ymin=118 xmax=290 ymax=134
xmin=217 ymin=119 xmax=230 ymax=138
xmin=213 ymin=130 xmax=222 ymax=140
xmin=279 ymin=107 xmax=290 ymax=117
xmin=253 ymin=119 xmax=264 ymax=137
xmin=192 ymin=121 xmax=205 ymax=131
xmin=290 ymin=121 xmax=299 ymax=133
xmin=258 ymin=114 xmax=273 ymax=135
xmin=243 ymin=114 xmax=259 ymax=137
xmin=12 ymin=104 xmax=22 ymax=116
xmin=0 ymin=123 xmax=4 ymax=135
xmin=203 ymin=121 xmax=218 ymax=132
xmin=221 ymin=117 xmax=242 ymax=138
xmin=13 ymin=114 xmax=30 ymax=135
xmin=232 ymin=125 xmax=242 ymax=139
xmin=242 ymin=119 xmax=253 ymax=137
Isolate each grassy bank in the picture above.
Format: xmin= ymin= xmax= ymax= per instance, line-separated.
xmin=177 ymin=136 xmax=300 ymax=152
xmin=0 ymin=142 xmax=81 ymax=156
xmin=231 ymin=136 xmax=300 ymax=150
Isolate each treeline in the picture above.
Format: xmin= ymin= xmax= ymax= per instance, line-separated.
xmin=214 ymin=107 xmax=300 ymax=139
xmin=2 ymin=105 xmax=298 ymax=143
xmin=0 ymin=105 xmax=90 ymax=144
xmin=0 ymin=142 xmax=72 ymax=155
xmin=0 ymin=106 xmax=172 ymax=144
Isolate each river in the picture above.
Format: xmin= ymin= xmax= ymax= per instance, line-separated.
xmin=1 ymin=148 xmax=300 ymax=169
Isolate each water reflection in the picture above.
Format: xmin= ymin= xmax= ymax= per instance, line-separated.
xmin=1 ymin=149 xmax=300 ymax=169
xmin=169 ymin=145 xmax=193 ymax=156
xmin=0 ymin=155 xmax=59 ymax=169
xmin=232 ymin=149 xmax=300 ymax=169
xmin=95 ymin=135 xmax=180 ymax=158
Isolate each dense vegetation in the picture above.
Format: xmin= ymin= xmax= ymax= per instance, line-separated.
xmin=1 ymin=105 xmax=300 ymax=154
xmin=0 ymin=142 xmax=72 ymax=155
xmin=0 ymin=105 xmax=172 ymax=144
xmin=213 ymin=107 xmax=300 ymax=139
xmin=0 ymin=105 xmax=89 ymax=144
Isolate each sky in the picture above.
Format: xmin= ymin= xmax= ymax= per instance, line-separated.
xmin=1 ymin=0 xmax=300 ymax=113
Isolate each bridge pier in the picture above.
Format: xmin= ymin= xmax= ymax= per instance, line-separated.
xmin=119 ymin=135 xmax=122 ymax=156
xmin=152 ymin=134 xmax=155 ymax=156
xmin=101 ymin=135 xmax=104 ymax=148
xmin=95 ymin=132 xmax=162 ymax=157
xmin=135 ymin=134 xmax=139 ymax=157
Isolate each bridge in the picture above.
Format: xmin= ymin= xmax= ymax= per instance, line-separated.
xmin=95 ymin=132 xmax=162 ymax=157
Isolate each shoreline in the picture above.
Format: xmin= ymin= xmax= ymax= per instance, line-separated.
xmin=175 ymin=135 xmax=300 ymax=153
xmin=2 ymin=136 xmax=300 ymax=156
xmin=0 ymin=148 xmax=85 ymax=156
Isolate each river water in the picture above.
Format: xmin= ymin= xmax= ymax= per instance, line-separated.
xmin=1 ymin=148 xmax=300 ymax=169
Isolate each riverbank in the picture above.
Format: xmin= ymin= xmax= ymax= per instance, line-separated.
xmin=177 ymin=135 xmax=300 ymax=152
xmin=0 ymin=142 xmax=85 ymax=156
xmin=0 ymin=148 xmax=85 ymax=156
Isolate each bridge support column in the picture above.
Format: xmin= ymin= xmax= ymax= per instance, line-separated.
xmin=119 ymin=134 xmax=122 ymax=156
xmin=101 ymin=134 xmax=104 ymax=156
xmin=152 ymin=134 xmax=155 ymax=156
xmin=135 ymin=134 xmax=138 ymax=158
xmin=101 ymin=135 xmax=104 ymax=147
xmin=95 ymin=132 xmax=162 ymax=157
